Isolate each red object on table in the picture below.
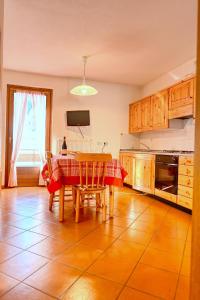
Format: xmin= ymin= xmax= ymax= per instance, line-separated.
xmin=42 ymin=155 xmax=127 ymax=194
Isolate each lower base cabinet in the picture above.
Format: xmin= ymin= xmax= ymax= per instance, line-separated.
xmin=133 ymin=154 xmax=155 ymax=194
xmin=120 ymin=152 xmax=193 ymax=211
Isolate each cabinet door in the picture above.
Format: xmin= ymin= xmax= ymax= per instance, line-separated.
xmin=141 ymin=97 xmax=152 ymax=131
xmin=133 ymin=154 xmax=155 ymax=194
xmin=152 ymin=90 xmax=168 ymax=129
xmin=129 ymin=102 xmax=141 ymax=133
xmin=119 ymin=153 xmax=134 ymax=186
xmin=169 ymin=78 xmax=194 ymax=119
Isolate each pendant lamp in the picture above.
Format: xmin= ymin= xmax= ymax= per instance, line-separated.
xmin=70 ymin=56 xmax=98 ymax=96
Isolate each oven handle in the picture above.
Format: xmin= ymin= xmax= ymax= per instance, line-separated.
xmin=156 ymin=162 xmax=178 ymax=167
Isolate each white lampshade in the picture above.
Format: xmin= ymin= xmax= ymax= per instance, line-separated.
xmin=70 ymin=84 xmax=98 ymax=96
xmin=70 ymin=56 xmax=98 ymax=96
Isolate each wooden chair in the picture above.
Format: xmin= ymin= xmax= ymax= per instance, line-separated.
xmin=73 ymin=152 xmax=112 ymax=223
xmin=45 ymin=151 xmax=72 ymax=211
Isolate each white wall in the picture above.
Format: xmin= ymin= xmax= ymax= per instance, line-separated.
xmin=139 ymin=59 xmax=196 ymax=151
xmin=1 ymin=69 xmax=141 ymax=183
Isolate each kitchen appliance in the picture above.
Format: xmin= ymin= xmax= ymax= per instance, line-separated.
xmin=155 ymin=155 xmax=179 ymax=195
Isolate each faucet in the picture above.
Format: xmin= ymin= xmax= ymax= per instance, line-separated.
xmin=139 ymin=142 xmax=151 ymax=150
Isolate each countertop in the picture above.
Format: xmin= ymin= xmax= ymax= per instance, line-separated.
xmin=120 ymin=149 xmax=194 ymax=156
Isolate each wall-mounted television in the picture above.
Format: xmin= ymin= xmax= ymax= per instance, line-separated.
xmin=66 ymin=110 xmax=90 ymax=126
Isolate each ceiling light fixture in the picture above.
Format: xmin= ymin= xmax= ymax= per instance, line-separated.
xmin=70 ymin=56 xmax=98 ymax=96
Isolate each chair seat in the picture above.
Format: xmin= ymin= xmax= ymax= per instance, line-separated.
xmin=73 ymin=184 xmax=106 ymax=193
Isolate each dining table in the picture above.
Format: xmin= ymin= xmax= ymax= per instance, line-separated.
xmin=42 ymin=154 xmax=127 ymax=222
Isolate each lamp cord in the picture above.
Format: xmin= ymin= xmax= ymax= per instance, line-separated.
xmin=82 ymin=56 xmax=87 ymax=84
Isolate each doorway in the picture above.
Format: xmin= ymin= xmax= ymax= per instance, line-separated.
xmin=5 ymin=85 xmax=52 ymax=187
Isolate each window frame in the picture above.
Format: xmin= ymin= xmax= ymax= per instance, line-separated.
xmin=5 ymin=84 xmax=52 ymax=187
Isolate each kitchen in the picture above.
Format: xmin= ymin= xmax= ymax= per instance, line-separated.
xmin=120 ymin=74 xmax=195 ymax=211
xmin=0 ymin=0 xmax=200 ymax=299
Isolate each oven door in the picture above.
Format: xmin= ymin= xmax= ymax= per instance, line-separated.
xmin=155 ymin=162 xmax=178 ymax=195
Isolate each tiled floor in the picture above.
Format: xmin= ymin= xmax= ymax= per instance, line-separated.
xmin=0 ymin=187 xmax=191 ymax=299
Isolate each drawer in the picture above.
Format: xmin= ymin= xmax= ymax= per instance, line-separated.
xmin=177 ymin=195 xmax=192 ymax=210
xmin=178 ymin=175 xmax=193 ymax=188
xmin=178 ymin=185 xmax=193 ymax=199
xmin=155 ymin=188 xmax=177 ymax=203
xmin=179 ymin=165 xmax=194 ymax=176
xmin=179 ymin=156 xmax=194 ymax=166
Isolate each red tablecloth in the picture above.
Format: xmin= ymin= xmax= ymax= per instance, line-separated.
xmin=42 ymin=155 xmax=127 ymax=193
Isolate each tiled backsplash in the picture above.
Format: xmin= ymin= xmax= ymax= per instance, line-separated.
xmin=139 ymin=118 xmax=195 ymax=151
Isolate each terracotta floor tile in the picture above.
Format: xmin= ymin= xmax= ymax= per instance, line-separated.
xmin=56 ymin=243 xmax=103 ymax=270
xmin=184 ymin=240 xmax=191 ymax=257
xmin=79 ymin=231 xmax=116 ymax=251
xmin=1 ymin=283 xmax=54 ymax=299
xmin=138 ymin=212 xmax=164 ymax=224
xmin=11 ymin=217 xmax=43 ymax=230
xmin=118 ymin=287 xmax=159 ymax=299
xmin=30 ymin=222 xmax=63 ymax=236
xmin=62 ymin=273 xmax=122 ymax=300
xmin=140 ymin=247 xmax=182 ymax=273
xmin=149 ymin=233 xmax=185 ymax=254
xmin=175 ymin=275 xmax=190 ymax=300
xmin=119 ymin=228 xmax=153 ymax=246
xmin=24 ymin=261 xmax=82 ymax=298
xmin=181 ymin=255 xmax=191 ymax=276
xmin=0 ymin=241 xmax=22 ymax=263
xmin=0 ymin=213 xmax=26 ymax=224
xmin=6 ymin=231 xmax=46 ymax=249
xmin=130 ymin=220 xmax=159 ymax=234
xmin=127 ymin=263 xmax=178 ymax=299
xmin=92 ymin=223 xmax=125 ymax=238
xmin=28 ymin=237 xmax=70 ymax=259
xmin=0 ymin=251 xmax=49 ymax=280
xmin=88 ymin=240 xmax=145 ymax=284
xmin=0 ymin=225 xmax=25 ymax=241
xmin=106 ymin=216 xmax=134 ymax=228
xmin=0 ymin=273 xmax=19 ymax=297
xmin=0 ymin=187 xmax=192 ymax=300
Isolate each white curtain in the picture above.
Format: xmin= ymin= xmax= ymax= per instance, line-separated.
xmin=32 ymin=94 xmax=46 ymax=185
xmin=8 ymin=92 xmax=28 ymax=187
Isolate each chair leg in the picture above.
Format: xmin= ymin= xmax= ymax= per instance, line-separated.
xmin=75 ymin=190 xmax=80 ymax=223
xmin=102 ymin=191 xmax=106 ymax=221
xmin=96 ymin=193 xmax=101 ymax=211
xmin=72 ymin=188 xmax=76 ymax=206
xmin=49 ymin=193 xmax=54 ymax=211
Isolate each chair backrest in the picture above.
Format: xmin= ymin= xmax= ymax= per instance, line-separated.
xmin=75 ymin=152 xmax=112 ymax=188
xmin=45 ymin=151 xmax=53 ymax=177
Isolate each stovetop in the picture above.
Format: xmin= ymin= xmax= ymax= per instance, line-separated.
xmin=120 ymin=149 xmax=194 ymax=154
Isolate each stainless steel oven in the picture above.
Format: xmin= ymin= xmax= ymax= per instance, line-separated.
xmin=155 ymin=155 xmax=179 ymax=195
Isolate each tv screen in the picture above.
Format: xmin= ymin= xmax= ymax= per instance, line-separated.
xmin=66 ymin=110 xmax=90 ymax=126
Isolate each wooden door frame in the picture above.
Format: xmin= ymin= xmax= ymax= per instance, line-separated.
xmin=5 ymin=84 xmax=53 ymax=187
xmin=190 ymin=1 xmax=200 ymax=298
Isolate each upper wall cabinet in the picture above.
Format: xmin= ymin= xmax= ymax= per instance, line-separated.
xmin=169 ymin=77 xmax=195 ymax=119
xmin=129 ymin=101 xmax=141 ymax=133
xmin=129 ymin=76 xmax=196 ymax=134
xmin=151 ymin=90 xmax=168 ymax=129
xmin=141 ymin=97 xmax=152 ymax=131
xmin=129 ymin=92 xmax=168 ymax=133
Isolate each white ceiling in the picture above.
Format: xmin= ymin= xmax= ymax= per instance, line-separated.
xmin=3 ymin=0 xmax=197 ymax=85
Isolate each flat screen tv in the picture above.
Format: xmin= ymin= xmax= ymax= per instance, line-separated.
xmin=66 ymin=110 xmax=90 ymax=126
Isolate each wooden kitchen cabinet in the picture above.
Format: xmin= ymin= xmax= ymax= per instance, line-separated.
xmin=151 ymin=90 xmax=168 ymax=129
xmin=119 ymin=152 xmax=134 ymax=186
xmin=178 ymin=155 xmax=194 ymax=209
xmin=169 ymin=77 xmax=195 ymax=119
xmin=129 ymin=102 xmax=141 ymax=133
xmin=133 ymin=154 xmax=155 ymax=194
xmin=141 ymin=97 xmax=152 ymax=131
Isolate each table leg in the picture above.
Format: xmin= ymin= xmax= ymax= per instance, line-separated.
xmin=59 ymin=185 xmax=65 ymax=222
xmin=109 ymin=185 xmax=114 ymax=218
